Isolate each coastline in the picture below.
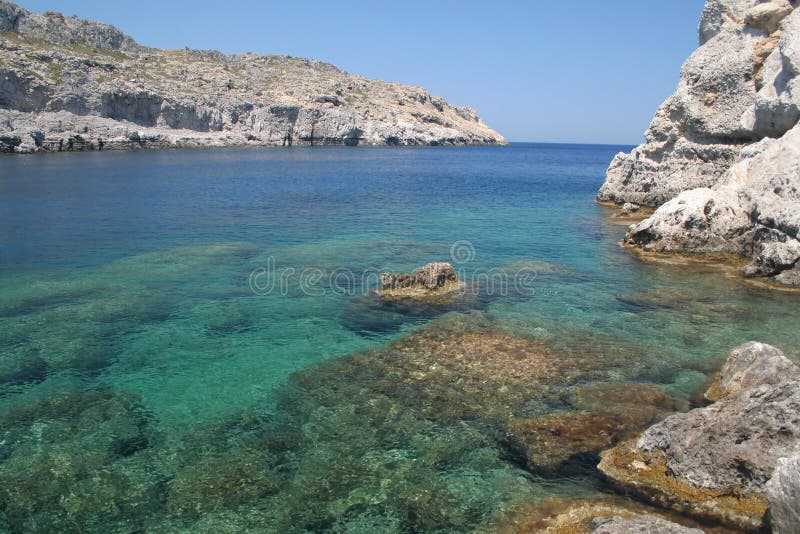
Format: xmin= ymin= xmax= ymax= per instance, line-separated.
xmin=596 ymin=0 xmax=800 ymax=288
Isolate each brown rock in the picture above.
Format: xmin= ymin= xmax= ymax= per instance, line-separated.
xmin=482 ymin=495 xmax=725 ymax=534
xmin=505 ymin=383 xmax=679 ymax=475
xmin=380 ymin=261 xmax=459 ymax=297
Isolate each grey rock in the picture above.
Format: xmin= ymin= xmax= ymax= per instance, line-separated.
xmin=599 ymin=351 xmax=800 ymax=529
xmin=624 ymin=186 xmax=753 ymax=255
xmin=598 ymin=0 xmax=773 ymax=207
xmin=590 ymin=514 xmax=704 ymax=534
xmin=741 ymin=240 xmax=800 ymax=277
xmin=742 ymin=8 xmax=800 ymax=138
xmin=705 ymin=341 xmax=800 ymax=401
xmin=766 ymin=448 xmax=800 ymax=534
xmin=0 ymin=2 xmax=504 ymax=152
xmin=641 ymin=381 xmax=800 ymax=493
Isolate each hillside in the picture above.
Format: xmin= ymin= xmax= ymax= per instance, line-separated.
xmin=0 ymin=1 xmax=505 ymax=152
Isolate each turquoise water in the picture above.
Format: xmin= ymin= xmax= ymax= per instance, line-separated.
xmin=1 ymin=144 xmax=799 ymax=532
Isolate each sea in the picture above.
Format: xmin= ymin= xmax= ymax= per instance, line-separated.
xmin=1 ymin=144 xmax=798 ymax=532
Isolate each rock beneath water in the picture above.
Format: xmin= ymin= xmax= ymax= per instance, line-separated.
xmin=589 ymin=514 xmax=704 ymax=533
xmin=705 ymin=341 xmax=800 ymax=401
xmin=505 ymin=382 xmax=681 ymax=475
xmin=296 ymin=312 xmax=644 ymax=428
xmin=339 ymin=287 xmax=478 ymax=335
xmin=496 ymin=258 xmax=574 ymax=277
xmin=766 ymin=448 xmax=800 ymax=533
xmin=483 ymin=496 xmax=713 ymax=534
xmin=599 ymin=342 xmax=800 ymax=530
xmin=379 ymin=262 xmax=460 ymax=298
xmin=0 ymin=390 xmax=164 ymax=531
xmin=598 ymin=1 xmax=800 ymax=287
xmin=506 ymin=411 xmax=656 ymax=476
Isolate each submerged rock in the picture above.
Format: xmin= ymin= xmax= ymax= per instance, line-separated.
xmin=483 ymin=496 xmax=714 ymax=534
xmin=0 ymin=390 xmax=164 ymax=531
xmin=590 ymin=514 xmax=703 ymax=534
xmin=505 ymin=382 xmax=680 ymax=475
xmin=598 ymin=342 xmax=800 ymax=530
xmin=340 ymin=287 xmax=478 ymax=335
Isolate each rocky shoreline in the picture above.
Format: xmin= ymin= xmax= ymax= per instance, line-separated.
xmin=0 ymin=1 xmax=505 ymax=153
xmin=598 ymin=342 xmax=800 ymax=532
xmin=598 ymin=0 xmax=800 ymax=287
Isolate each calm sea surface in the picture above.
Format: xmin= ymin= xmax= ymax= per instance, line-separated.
xmin=1 ymin=144 xmax=798 ymax=531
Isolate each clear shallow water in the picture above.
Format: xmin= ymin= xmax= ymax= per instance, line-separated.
xmin=1 ymin=144 xmax=799 ymax=532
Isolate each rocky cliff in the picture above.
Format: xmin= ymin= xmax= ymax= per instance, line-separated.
xmin=0 ymin=2 xmax=505 ymax=153
xmin=598 ymin=0 xmax=800 ymax=287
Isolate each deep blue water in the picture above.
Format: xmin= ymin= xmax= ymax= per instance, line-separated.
xmin=1 ymin=144 xmax=798 ymax=532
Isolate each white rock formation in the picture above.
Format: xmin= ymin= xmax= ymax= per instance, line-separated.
xmin=599 ymin=1 xmax=800 ymax=286
xmin=0 ymin=2 xmax=505 ymax=153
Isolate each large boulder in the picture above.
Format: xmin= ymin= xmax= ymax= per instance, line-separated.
xmin=598 ymin=0 xmax=781 ymax=207
xmin=598 ymin=342 xmax=800 ymax=530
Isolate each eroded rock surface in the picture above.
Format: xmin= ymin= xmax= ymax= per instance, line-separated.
xmin=379 ymin=262 xmax=461 ymax=298
xmin=0 ymin=2 xmax=504 ymax=152
xmin=599 ymin=1 xmax=800 ymax=286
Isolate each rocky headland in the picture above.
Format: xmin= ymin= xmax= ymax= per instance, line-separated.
xmin=598 ymin=0 xmax=800 ymax=287
xmin=0 ymin=1 xmax=505 ymax=153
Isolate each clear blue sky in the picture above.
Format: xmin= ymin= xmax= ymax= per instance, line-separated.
xmin=17 ymin=1 xmax=705 ymax=144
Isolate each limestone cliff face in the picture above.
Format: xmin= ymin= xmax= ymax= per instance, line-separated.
xmin=598 ymin=0 xmax=800 ymax=286
xmin=0 ymin=2 xmax=505 ymax=153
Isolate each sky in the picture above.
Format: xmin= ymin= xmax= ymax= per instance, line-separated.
xmin=16 ymin=1 xmax=705 ymax=144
